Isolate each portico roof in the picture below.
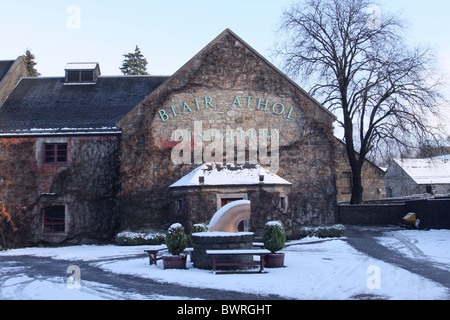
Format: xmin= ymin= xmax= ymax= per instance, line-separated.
xmin=169 ymin=163 xmax=292 ymax=187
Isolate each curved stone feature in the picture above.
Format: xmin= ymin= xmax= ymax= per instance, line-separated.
xmin=208 ymin=200 xmax=251 ymax=233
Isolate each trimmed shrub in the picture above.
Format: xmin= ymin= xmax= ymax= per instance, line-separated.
xmin=298 ymin=224 xmax=346 ymax=239
xmin=115 ymin=231 xmax=165 ymax=246
xmin=263 ymin=221 xmax=286 ymax=253
xmin=166 ymin=223 xmax=187 ymax=256
xmin=188 ymin=223 xmax=208 ymax=247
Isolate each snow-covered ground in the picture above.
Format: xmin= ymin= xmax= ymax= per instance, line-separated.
xmin=375 ymin=229 xmax=450 ymax=272
xmin=0 ymin=228 xmax=449 ymax=300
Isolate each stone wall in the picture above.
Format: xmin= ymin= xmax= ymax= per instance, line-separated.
xmin=191 ymin=232 xmax=254 ymax=269
xmin=335 ymin=140 xmax=386 ymax=202
xmin=0 ymin=135 xmax=121 ymax=246
xmin=385 ymin=160 xmax=450 ymax=197
xmin=384 ymin=160 xmax=421 ymax=197
xmin=118 ymin=30 xmax=338 ymax=235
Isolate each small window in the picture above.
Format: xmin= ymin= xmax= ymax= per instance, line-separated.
xmin=66 ymin=70 xmax=95 ymax=83
xmin=426 ymin=186 xmax=432 ymax=194
xmin=80 ymin=71 xmax=94 ymax=82
xmin=280 ymin=197 xmax=286 ymax=210
xmin=44 ymin=143 xmax=67 ymax=164
xmin=176 ymin=199 xmax=183 ymax=213
xmin=342 ymin=172 xmax=353 ymax=194
xmin=67 ymin=71 xmax=80 ymax=82
xmin=278 ymin=196 xmax=288 ymax=213
xmin=43 ymin=206 xmax=66 ymax=233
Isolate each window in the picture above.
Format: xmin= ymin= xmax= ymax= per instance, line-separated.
xmin=280 ymin=197 xmax=286 ymax=210
xmin=176 ymin=199 xmax=183 ymax=214
xmin=278 ymin=196 xmax=288 ymax=213
xmin=66 ymin=70 xmax=95 ymax=83
xmin=342 ymin=172 xmax=353 ymax=194
xmin=44 ymin=143 xmax=67 ymax=164
xmin=216 ymin=193 xmax=248 ymax=211
xmin=43 ymin=206 xmax=66 ymax=233
xmin=80 ymin=71 xmax=94 ymax=82
xmin=220 ymin=198 xmax=244 ymax=208
xmin=67 ymin=71 xmax=80 ymax=82
xmin=426 ymin=186 xmax=433 ymax=194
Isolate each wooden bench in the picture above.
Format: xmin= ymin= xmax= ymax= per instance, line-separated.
xmin=144 ymin=246 xmax=194 ymax=265
xmin=144 ymin=245 xmax=167 ymax=265
xmin=206 ymin=249 xmax=271 ymax=274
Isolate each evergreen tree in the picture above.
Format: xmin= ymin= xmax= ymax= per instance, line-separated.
xmin=24 ymin=49 xmax=40 ymax=77
xmin=119 ymin=45 xmax=149 ymax=75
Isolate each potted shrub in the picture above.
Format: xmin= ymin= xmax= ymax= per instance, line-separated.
xmin=163 ymin=223 xmax=188 ymax=269
xmin=262 ymin=221 xmax=286 ymax=268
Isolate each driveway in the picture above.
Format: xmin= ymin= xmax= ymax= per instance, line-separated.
xmin=345 ymin=225 xmax=450 ymax=290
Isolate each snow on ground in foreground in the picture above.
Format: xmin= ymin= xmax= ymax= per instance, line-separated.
xmin=0 ymin=262 xmax=195 ymax=300
xmin=0 ymin=229 xmax=449 ymax=300
xmin=96 ymin=239 xmax=447 ymax=300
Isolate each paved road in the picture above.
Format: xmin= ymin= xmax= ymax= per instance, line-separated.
xmin=345 ymin=225 xmax=450 ymax=292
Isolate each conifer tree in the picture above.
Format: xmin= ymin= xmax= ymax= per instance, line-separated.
xmin=24 ymin=49 xmax=40 ymax=77
xmin=119 ymin=45 xmax=149 ymax=75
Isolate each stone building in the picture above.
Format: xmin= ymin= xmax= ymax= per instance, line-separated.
xmin=118 ymin=29 xmax=338 ymax=236
xmin=1 ymin=29 xmax=339 ymax=245
xmin=168 ymin=163 xmax=292 ymax=233
xmin=385 ymin=158 xmax=450 ymax=197
xmin=334 ymin=139 xmax=386 ymax=202
xmin=0 ymin=62 xmax=167 ymax=245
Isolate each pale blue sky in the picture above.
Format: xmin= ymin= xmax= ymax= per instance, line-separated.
xmin=1 ymin=0 xmax=449 ymax=80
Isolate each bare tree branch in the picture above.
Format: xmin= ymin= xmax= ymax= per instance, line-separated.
xmin=276 ymin=0 xmax=447 ymax=203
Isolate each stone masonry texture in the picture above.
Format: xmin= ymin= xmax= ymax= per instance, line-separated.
xmin=118 ymin=30 xmax=338 ymax=236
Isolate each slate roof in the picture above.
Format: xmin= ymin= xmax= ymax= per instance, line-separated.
xmin=0 ymin=60 xmax=15 ymax=82
xmin=0 ymin=75 xmax=168 ymax=136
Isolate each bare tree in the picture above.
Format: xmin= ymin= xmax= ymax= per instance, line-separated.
xmin=277 ymin=0 xmax=446 ymax=204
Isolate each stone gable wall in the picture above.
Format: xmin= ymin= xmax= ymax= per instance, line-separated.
xmin=119 ymin=32 xmax=338 ymax=235
xmin=335 ymin=140 xmax=386 ymax=202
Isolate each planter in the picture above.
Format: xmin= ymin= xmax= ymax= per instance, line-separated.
xmin=162 ymin=254 xmax=187 ymax=269
xmin=264 ymin=253 xmax=285 ymax=268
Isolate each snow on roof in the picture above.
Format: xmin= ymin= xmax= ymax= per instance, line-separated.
xmin=169 ymin=163 xmax=292 ymax=188
xmin=394 ymin=158 xmax=450 ymax=185
xmin=65 ymin=63 xmax=99 ymax=70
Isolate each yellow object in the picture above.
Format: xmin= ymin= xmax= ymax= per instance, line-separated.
xmin=403 ymin=212 xmax=416 ymax=224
